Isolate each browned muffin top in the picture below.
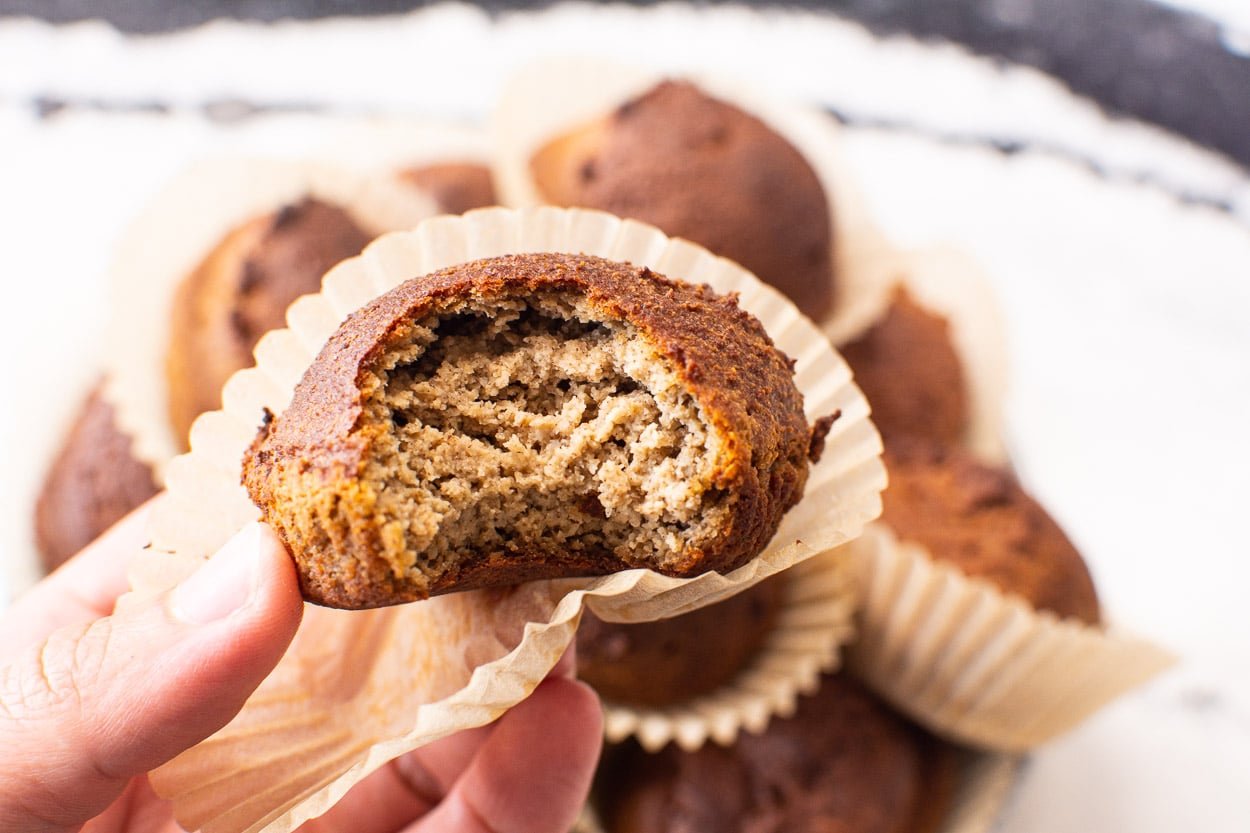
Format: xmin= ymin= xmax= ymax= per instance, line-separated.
xmin=166 ymin=197 xmax=372 ymax=444
xmin=35 ymin=381 xmax=158 ymax=572
xmin=577 ymin=577 xmax=785 ymax=707
xmin=400 ymin=162 xmax=497 ymax=215
xmin=530 ymin=80 xmax=834 ymax=321
xmin=883 ymin=441 xmax=1100 ymax=624
xmin=243 ymin=252 xmax=820 ymax=608
xmin=841 ymin=286 xmax=969 ymax=449
xmin=602 ymin=675 xmax=924 ymax=833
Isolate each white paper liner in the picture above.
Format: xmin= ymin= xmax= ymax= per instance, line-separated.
xmin=103 ymin=158 xmax=443 ymax=479
xmin=134 ymin=206 xmax=886 ymax=833
xmin=845 ymin=523 xmax=1175 ymax=751
xmin=309 ymin=119 xmax=494 ymax=176
xmin=600 ymin=546 xmax=856 ymax=753
xmin=492 ymin=57 xmax=1007 ymax=463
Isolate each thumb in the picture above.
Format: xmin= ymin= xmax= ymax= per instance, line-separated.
xmin=0 ymin=523 xmax=303 ymax=833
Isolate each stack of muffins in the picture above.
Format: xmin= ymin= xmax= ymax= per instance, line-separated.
xmin=32 ymin=61 xmax=1169 ymax=833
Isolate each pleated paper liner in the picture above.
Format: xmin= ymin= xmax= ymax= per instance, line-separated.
xmin=845 ymin=523 xmax=1175 ymax=751
xmin=599 ymin=546 xmax=856 ymax=753
xmin=103 ymin=157 xmax=442 ymax=481
xmin=491 ymin=57 xmax=1008 ymax=463
xmin=131 ymin=206 xmax=885 ymax=833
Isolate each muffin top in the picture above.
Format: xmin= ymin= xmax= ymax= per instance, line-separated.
xmin=577 ymin=577 xmax=784 ymax=707
xmin=400 ymin=162 xmax=497 ymax=215
xmin=840 ymin=286 xmax=968 ymax=449
xmin=530 ymin=80 xmax=834 ymax=321
xmin=883 ymin=441 xmax=1100 ymax=624
xmin=602 ymin=674 xmax=925 ymax=833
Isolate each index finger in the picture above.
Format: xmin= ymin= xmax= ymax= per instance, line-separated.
xmin=0 ymin=494 xmax=162 ymax=660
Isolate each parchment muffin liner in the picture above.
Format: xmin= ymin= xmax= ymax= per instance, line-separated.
xmin=492 ymin=57 xmax=1008 ymax=462
xmin=127 ymin=206 xmax=886 ymax=833
xmin=599 ymin=546 xmax=857 ymax=753
xmin=845 ymin=523 xmax=1175 ymax=751
xmin=103 ymin=157 xmax=445 ymax=480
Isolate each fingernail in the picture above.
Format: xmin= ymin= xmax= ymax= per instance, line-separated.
xmin=172 ymin=524 xmax=263 ymax=624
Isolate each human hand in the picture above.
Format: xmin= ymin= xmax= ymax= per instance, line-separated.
xmin=0 ymin=499 xmax=603 ymax=833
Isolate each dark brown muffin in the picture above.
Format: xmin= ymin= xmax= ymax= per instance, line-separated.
xmin=577 ymin=577 xmax=785 ymax=707
xmin=841 ymin=286 xmax=969 ymax=449
xmin=400 ymin=162 xmax=497 ymax=215
xmin=530 ymin=81 xmax=834 ymax=321
xmin=600 ymin=674 xmax=927 ymax=833
xmin=35 ymin=381 xmax=159 ymax=572
xmin=243 ymin=252 xmax=826 ymax=609
xmin=166 ymin=197 xmax=373 ymax=447
xmin=883 ymin=441 xmax=1100 ymax=624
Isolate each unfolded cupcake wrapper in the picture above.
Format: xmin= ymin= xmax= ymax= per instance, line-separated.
xmin=600 ymin=546 xmax=857 ymax=753
xmin=845 ymin=523 xmax=1175 ymax=751
xmin=130 ymin=206 xmax=886 ymax=833
xmin=492 ymin=57 xmax=1008 ymax=463
xmin=103 ymin=155 xmax=450 ymax=479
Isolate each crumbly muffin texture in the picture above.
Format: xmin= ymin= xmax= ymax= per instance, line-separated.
xmin=243 ymin=253 xmax=820 ymax=608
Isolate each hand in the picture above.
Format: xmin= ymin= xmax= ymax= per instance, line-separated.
xmin=0 ymin=499 xmax=603 ymax=833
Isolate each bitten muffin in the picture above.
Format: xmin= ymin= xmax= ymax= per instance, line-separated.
xmin=599 ymin=674 xmax=934 ymax=833
xmin=840 ymin=286 xmax=969 ymax=448
xmin=166 ymin=197 xmax=373 ymax=446
xmin=883 ymin=441 xmax=1101 ymax=624
xmin=530 ymin=81 xmax=834 ymax=320
xmin=35 ymin=381 xmax=159 ymax=572
xmin=400 ymin=162 xmax=497 ymax=215
xmin=243 ymin=252 xmax=828 ymax=609
xmin=577 ymin=577 xmax=785 ymax=707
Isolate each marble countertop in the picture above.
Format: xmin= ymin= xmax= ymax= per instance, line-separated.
xmin=1 ymin=6 xmax=1247 ymax=831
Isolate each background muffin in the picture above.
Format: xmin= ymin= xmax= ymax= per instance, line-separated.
xmin=400 ymin=162 xmax=497 ymax=214
xmin=34 ymin=380 xmax=159 ymax=571
xmin=840 ymin=286 xmax=969 ymax=449
xmin=529 ymin=80 xmax=834 ymax=321
xmin=882 ymin=440 xmax=1100 ymax=624
xmin=577 ymin=577 xmax=785 ymax=707
xmin=599 ymin=674 xmax=935 ymax=833
xmin=165 ymin=196 xmax=373 ymax=446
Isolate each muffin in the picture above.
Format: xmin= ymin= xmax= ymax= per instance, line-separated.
xmin=166 ymin=197 xmax=373 ymax=446
xmin=599 ymin=674 xmax=938 ymax=833
xmin=577 ymin=577 xmax=785 ymax=707
xmin=400 ymin=162 xmax=497 ymax=215
xmin=530 ymin=80 xmax=834 ymax=320
xmin=243 ymin=252 xmax=828 ymax=609
xmin=34 ymin=380 xmax=159 ymax=571
xmin=840 ymin=286 xmax=969 ymax=449
xmin=883 ymin=440 xmax=1100 ymax=624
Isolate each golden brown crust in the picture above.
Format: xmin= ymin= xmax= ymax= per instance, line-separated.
xmin=242 ymin=252 xmax=813 ymax=608
xmin=841 ymin=286 xmax=969 ymax=449
xmin=166 ymin=198 xmax=372 ymax=447
xmin=600 ymin=674 xmax=925 ymax=833
xmin=576 ymin=577 xmax=785 ymax=706
xmin=530 ymin=81 xmax=835 ymax=321
xmin=35 ymin=381 xmax=159 ymax=572
xmin=399 ymin=162 xmax=497 ymax=215
xmin=883 ymin=440 xmax=1101 ymax=625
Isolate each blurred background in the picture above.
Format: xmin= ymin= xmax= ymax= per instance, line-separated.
xmin=1 ymin=2 xmax=1247 ymax=831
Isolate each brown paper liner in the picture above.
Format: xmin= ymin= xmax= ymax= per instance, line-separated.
xmin=103 ymin=158 xmax=444 ymax=479
xmin=492 ymin=57 xmax=1008 ymax=463
xmin=600 ymin=547 xmax=857 ymax=753
xmin=134 ymin=206 xmax=885 ymax=833
xmin=845 ymin=523 xmax=1175 ymax=751
xmin=938 ymin=751 xmax=1022 ymax=833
